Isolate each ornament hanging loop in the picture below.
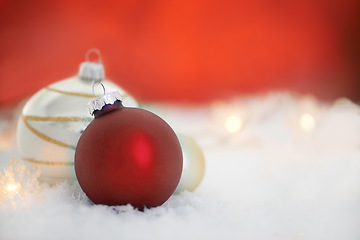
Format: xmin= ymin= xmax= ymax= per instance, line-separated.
xmin=79 ymin=49 xmax=105 ymax=82
xmin=85 ymin=48 xmax=102 ymax=63
xmin=92 ymin=81 xmax=106 ymax=97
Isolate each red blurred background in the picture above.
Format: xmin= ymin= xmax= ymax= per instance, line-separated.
xmin=0 ymin=0 xmax=359 ymax=104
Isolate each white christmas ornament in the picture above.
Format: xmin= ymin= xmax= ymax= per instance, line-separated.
xmin=17 ymin=49 xmax=138 ymax=184
xmin=174 ymin=134 xmax=205 ymax=194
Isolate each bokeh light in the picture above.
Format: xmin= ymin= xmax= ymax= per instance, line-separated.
xmin=300 ymin=113 xmax=316 ymax=132
xmin=225 ymin=115 xmax=243 ymax=133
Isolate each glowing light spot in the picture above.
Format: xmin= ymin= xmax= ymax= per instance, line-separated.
xmin=5 ymin=183 xmax=20 ymax=193
xmin=225 ymin=115 xmax=242 ymax=133
xmin=300 ymin=113 xmax=315 ymax=132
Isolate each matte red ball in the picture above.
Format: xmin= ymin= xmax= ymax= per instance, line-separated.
xmin=75 ymin=101 xmax=183 ymax=209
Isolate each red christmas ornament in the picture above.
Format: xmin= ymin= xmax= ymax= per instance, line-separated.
xmin=75 ymin=92 xmax=183 ymax=209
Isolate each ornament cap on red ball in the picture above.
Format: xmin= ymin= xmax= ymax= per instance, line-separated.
xmin=87 ymin=91 xmax=122 ymax=116
xmin=75 ymin=91 xmax=183 ymax=210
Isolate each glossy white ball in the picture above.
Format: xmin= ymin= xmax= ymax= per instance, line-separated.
xmin=17 ymin=76 xmax=138 ymax=184
xmin=174 ymin=134 xmax=205 ymax=194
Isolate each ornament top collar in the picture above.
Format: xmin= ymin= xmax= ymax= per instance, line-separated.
xmin=88 ymin=92 xmax=122 ymax=116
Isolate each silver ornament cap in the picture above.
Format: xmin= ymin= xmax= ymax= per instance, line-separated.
xmin=78 ymin=48 xmax=105 ymax=82
xmin=88 ymin=91 xmax=122 ymax=115
xmin=78 ymin=62 xmax=105 ymax=82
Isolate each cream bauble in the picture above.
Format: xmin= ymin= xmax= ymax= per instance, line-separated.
xmin=174 ymin=134 xmax=205 ymax=194
xmin=17 ymin=51 xmax=138 ymax=184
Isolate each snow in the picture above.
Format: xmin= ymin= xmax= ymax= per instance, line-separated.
xmin=0 ymin=92 xmax=360 ymax=240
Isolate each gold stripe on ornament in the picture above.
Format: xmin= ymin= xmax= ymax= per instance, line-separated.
xmin=21 ymin=114 xmax=77 ymax=150
xmin=24 ymin=115 xmax=92 ymax=122
xmin=45 ymin=87 xmax=129 ymax=99
xmin=23 ymin=157 xmax=74 ymax=166
xmin=45 ymin=87 xmax=95 ymax=98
